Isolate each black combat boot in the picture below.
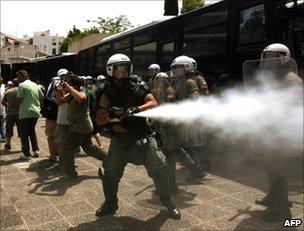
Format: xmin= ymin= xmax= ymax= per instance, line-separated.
xmin=262 ymin=175 xmax=292 ymax=223
xmin=154 ymin=167 xmax=181 ymax=219
xmin=255 ymin=194 xmax=273 ymax=207
xmin=95 ymin=170 xmax=119 ymax=217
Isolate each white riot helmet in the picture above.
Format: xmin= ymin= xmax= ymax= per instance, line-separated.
xmin=261 ymin=43 xmax=290 ymax=60
xmin=170 ymin=55 xmax=197 ymax=72
xmin=148 ymin=64 xmax=161 ymax=72
xmin=155 ymin=72 xmax=169 ymax=80
xmin=107 ymin=53 xmax=133 ymax=77
xmin=57 ymin=68 xmax=68 ymax=77
xmin=97 ymin=75 xmax=106 ymax=81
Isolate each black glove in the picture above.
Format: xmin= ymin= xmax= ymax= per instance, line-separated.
xmin=126 ymin=107 xmax=140 ymax=116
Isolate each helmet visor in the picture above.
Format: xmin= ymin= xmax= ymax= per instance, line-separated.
xmin=113 ymin=63 xmax=131 ymax=72
xmin=262 ymin=51 xmax=287 ymax=59
xmin=170 ymin=64 xmax=185 ymax=70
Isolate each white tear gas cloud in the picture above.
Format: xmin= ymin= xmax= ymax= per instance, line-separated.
xmin=136 ymin=76 xmax=303 ymax=156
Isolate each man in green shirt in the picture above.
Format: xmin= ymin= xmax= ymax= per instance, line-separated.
xmin=16 ymin=70 xmax=44 ymax=159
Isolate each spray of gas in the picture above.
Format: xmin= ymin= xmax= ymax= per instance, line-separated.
xmin=136 ymin=74 xmax=303 ymax=156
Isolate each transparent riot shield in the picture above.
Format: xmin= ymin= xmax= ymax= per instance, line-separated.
xmin=150 ymin=69 xmax=207 ymax=147
xmin=243 ymin=57 xmax=303 ymax=155
xmin=243 ymin=57 xmax=298 ymax=88
xmin=149 ymin=71 xmax=174 ymax=105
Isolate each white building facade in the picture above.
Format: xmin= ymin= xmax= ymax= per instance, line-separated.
xmin=33 ymin=30 xmax=64 ymax=55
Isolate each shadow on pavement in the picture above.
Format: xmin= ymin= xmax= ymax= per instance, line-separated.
xmin=26 ymin=159 xmax=98 ymax=196
xmin=232 ymin=207 xmax=297 ymax=231
xmin=0 ymin=158 xmax=28 ymax=167
xmin=68 ymin=210 xmax=169 ymax=231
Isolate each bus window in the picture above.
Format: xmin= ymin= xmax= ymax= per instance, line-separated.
xmin=158 ymin=23 xmax=178 ymax=42
xmin=87 ymin=48 xmax=95 ymax=74
xmin=79 ymin=52 xmax=87 ymax=74
xmin=113 ymin=48 xmax=131 ymax=59
xmin=160 ymin=42 xmax=175 ymax=70
xmin=133 ymin=30 xmax=156 ymax=46
xmin=97 ymin=44 xmax=111 ymax=56
xmin=133 ymin=42 xmax=157 ymax=75
xmin=239 ymin=4 xmax=266 ymax=44
xmin=183 ymin=24 xmax=227 ymax=57
xmin=184 ymin=7 xmax=227 ymax=32
xmin=113 ymin=38 xmax=131 ymax=51
xmin=95 ymin=44 xmax=111 ymax=75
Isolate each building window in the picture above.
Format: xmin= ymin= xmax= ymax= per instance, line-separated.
xmin=239 ymin=4 xmax=266 ymax=44
xmin=183 ymin=24 xmax=227 ymax=57
xmin=52 ymin=42 xmax=56 ymax=46
xmin=52 ymin=48 xmax=56 ymax=54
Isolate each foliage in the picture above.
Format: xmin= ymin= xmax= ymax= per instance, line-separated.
xmin=60 ymin=25 xmax=100 ymax=52
xmin=181 ymin=0 xmax=205 ymax=14
xmin=87 ymin=15 xmax=133 ymax=34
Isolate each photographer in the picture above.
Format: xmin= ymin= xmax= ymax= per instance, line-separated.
xmin=61 ymin=72 xmax=106 ymax=179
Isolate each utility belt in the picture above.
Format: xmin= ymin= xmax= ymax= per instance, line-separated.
xmin=112 ymin=132 xmax=152 ymax=147
xmin=106 ymin=122 xmax=153 ymax=146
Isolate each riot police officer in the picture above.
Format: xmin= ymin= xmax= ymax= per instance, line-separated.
xmin=146 ymin=63 xmax=161 ymax=86
xmin=95 ymin=54 xmax=181 ymax=219
xmin=169 ymin=55 xmax=210 ymax=181
xmin=96 ymin=75 xmax=106 ymax=88
xmin=253 ymin=43 xmax=303 ymax=222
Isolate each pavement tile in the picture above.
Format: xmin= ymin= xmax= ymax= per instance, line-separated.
xmin=209 ymin=196 xmax=253 ymax=214
xmin=21 ymin=206 xmax=63 ymax=226
xmin=0 ymin=165 xmax=21 ymax=175
xmin=1 ymin=178 xmax=31 ymax=189
xmin=210 ymin=214 xmax=265 ymax=230
xmin=0 ymin=189 xmax=13 ymax=205
xmin=187 ymin=184 xmax=226 ymax=202
xmin=28 ymin=219 xmax=71 ymax=231
xmin=15 ymin=196 xmax=52 ymax=212
xmin=1 ymin=118 xmax=302 ymax=230
xmin=0 ymin=205 xmax=24 ymax=228
xmin=204 ymin=181 xmax=250 ymax=196
xmin=1 ymin=172 xmax=28 ymax=181
xmin=231 ymin=189 xmax=265 ymax=205
xmin=86 ymin=196 xmax=104 ymax=210
xmin=1 ymin=225 xmax=29 ymax=231
xmin=55 ymin=200 xmax=95 ymax=218
xmin=76 ymin=164 xmax=96 ymax=172
xmin=47 ymin=191 xmax=83 ymax=206
xmin=3 ymin=186 xmax=31 ymax=199
xmin=67 ymin=213 xmax=120 ymax=230
xmin=183 ymin=202 xmax=230 ymax=224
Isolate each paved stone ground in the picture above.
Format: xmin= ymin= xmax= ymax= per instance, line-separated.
xmin=0 ymin=119 xmax=303 ymax=230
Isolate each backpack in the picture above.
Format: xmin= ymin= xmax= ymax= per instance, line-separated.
xmin=40 ymin=97 xmax=58 ymax=121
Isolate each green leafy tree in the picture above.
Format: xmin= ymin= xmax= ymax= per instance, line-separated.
xmin=181 ymin=0 xmax=205 ymax=14
xmin=87 ymin=15 xmax=134 ymax=34
xmin=60 ymin=25 xmax=100 ymax=52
